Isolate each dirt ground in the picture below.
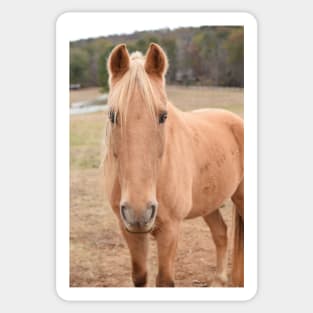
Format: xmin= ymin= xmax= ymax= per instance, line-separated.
xmin=70 ymin=85 xmax=243 ymax=287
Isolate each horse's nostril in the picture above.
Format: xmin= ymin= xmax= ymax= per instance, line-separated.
xmin=120 ymin=203 xmax=130 ymax=222
xmin=150 ymin=205 xmax=156 ymax=218
xmin=145 ymin=202 xmax=157 ymax=222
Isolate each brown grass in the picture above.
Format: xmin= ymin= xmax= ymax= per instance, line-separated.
xmin=70 ymin=86 xmax=243 ymax=287
xmin=70 ymin=87 xmax=103 ymax=105
xmin=167 ymin=85 xmax=243 ymax=115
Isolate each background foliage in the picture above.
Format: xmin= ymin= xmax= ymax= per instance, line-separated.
xmin=70 ymin=26 xmax=243 ymax=91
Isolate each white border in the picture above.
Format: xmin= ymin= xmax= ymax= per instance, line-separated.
xmin=56 ymin=12 xmax=258 ymax=301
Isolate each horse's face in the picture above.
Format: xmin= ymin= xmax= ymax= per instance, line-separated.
xmin=107 ymin=43 xmax=168 ymax=233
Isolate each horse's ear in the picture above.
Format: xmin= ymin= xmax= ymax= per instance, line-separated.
xmin=107 ymin=44 xmax=130 ymax=79
xmin=144 ymin=43 xmax=168 ymax=77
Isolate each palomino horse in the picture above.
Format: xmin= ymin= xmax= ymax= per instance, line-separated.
xmin=103 ymin=43 xmax=244 ymax=287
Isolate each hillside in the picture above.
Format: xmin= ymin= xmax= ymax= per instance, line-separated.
xmin=70 ymin=26 xmax=243 ymax=90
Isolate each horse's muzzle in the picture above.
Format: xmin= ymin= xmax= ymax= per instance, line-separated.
xmin=120 ymin=201 xmax=157 ymax=233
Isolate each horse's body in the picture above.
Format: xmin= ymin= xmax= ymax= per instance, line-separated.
xmin=103 ymin=43 xmax=244 ymax=287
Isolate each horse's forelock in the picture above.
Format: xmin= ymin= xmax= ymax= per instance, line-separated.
xmin=108 ymin=56 xmax=160 ymax=125
xmin=102 ymin=55 xmax=163 ymax=199
xmin=130 ymin=51 xmax=144 ymax=60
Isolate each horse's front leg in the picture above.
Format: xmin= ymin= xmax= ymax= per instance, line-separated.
xmin=154 ymin=221 xmax=180 ymax=287
xmin=120 ymin=225 xmax=148 ymax=287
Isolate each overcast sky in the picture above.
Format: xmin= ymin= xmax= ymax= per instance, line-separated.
xmin=66 ymin=12 xmax=227 ymax=41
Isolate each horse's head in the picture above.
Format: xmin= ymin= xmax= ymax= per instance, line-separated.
xmin=106 ymin=43 xmax=169 ymax=233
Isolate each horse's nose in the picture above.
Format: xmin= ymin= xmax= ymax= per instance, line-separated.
xmin=144 ymin=202 xmax=157 ymax=224
xmin=120 ymin=201 xmax=157 ymax=232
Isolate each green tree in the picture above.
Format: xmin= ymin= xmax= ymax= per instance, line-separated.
xmin=134 ymin=38 xmax=147 ymax=52
xmin=161 ymin=38 xmax=177 ymax=82
xmin=224 ymin=28 xmax=244 ymax=86
xmin=98 ymin=46 xmax=114 ymax=91
xmin=133 ymin=36 xmax=160 ymax=53
xmin=70 ymin=48 xmax=89 ymax=86
xmin=225 ymin=28 xmax=243 ymax=64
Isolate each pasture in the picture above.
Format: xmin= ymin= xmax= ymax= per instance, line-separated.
xmin=70 ymin=85 xmax=243 ymax=287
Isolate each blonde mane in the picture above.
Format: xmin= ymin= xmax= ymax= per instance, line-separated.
xmin=102 ymin=51 xmax=160 ymax=199
xmin=108 ymin=51 xmax=159 ymax=125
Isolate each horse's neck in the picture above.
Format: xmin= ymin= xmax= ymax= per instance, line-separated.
xmin=166 ymin=101 xmax=187 ymax=132
xmin=167 ymin=101 xmax=184 ymax=123
xmin=160 ymin=101 xmax=194 ymax=186
xmin=164 ymin=101 xmax=190 ymax=154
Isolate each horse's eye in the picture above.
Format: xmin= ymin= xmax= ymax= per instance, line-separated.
xmin=108 ymin=110 xmax=117 ymax=124
xmin=159 ymin=111 xmax=168 ymax=124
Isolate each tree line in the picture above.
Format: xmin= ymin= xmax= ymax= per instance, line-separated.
xmin=70 ymin=26 xmax=243 ymax=91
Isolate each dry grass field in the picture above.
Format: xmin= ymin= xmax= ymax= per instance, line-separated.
xmin=70 ymin=85 xmax=243 ymax=287
xmin=70 ymin=87 xmax=102 ymax=106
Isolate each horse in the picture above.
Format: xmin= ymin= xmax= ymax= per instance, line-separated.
xmin=102 ymin=43 xmax=244 ymax=287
